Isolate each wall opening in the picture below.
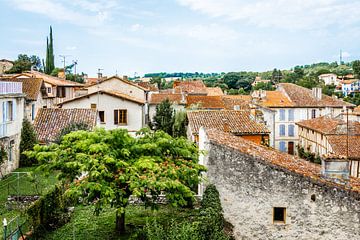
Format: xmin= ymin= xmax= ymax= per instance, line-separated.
xmin=273 ymin=207 xmax=286 ymax=223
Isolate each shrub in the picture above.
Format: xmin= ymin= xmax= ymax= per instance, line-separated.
xmin=54 ymin=122 xmax=90 ymax=143
xmin=19 ymin=118 xmax=38 ymax=166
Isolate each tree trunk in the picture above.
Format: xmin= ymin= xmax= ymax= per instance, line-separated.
xmin=115 ymin=211 xmax=126 ymax=234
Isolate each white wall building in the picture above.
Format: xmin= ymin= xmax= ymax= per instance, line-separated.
xmin=0 ymin=82 xmax=25 ymax=177
xmin=59 ymin=90 xmax=145 ymax=134
xmin=318 ymin=73 xmax=339 ymax=85
xmin=252 ymin=84 xmax=354 ymax=155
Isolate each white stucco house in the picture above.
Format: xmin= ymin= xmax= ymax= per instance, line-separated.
xmin=318 ymin=73 xmax=339 ymax=85
xmin=59 ymin=90 xmax=145 ymax=134
xmin=0 ymin=81 xmax=25 ymax=177
xmin=341 ymin=79 xmax=360 ymax=96
xmin=252 ymin=83 xmax=354 ymax=155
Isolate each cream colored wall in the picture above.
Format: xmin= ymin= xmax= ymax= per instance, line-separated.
xmin=61 ymin=93 xmax=144 ymax=132
xmin=298 ymin=126 xmax=329 ymax=157
xmin=87 ymin=78 xmax=146 ymax=101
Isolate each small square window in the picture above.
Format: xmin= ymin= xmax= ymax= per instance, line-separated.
xmin=91 ymin=104 xmax=97 ymax=109
xmin=273 ymin=207 xmax=286 ymax=223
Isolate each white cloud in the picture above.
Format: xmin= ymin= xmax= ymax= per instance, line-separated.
xmin=130 ymin=23 xmax=142 ymax=32
xmin=342 ymin=51 xmax=351 ymax=58
xmin=177 ymin=0 xmax=360 ymax=30
xmin=10 ymin=0 xmax=115 ymax=27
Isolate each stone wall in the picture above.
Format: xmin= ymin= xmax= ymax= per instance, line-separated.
xmin=203 ymin=141 xmax=360 ymax=240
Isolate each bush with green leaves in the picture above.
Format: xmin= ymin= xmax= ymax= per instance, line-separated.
xmin=54 ymin=122 xmax=90 ymax=144
xmin=20 ymin=118 xmax=38 ymax=166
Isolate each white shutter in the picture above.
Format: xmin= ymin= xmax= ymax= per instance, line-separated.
xmin=2 ymin=102 xmax=5 ymax=122
xmin=12 ymin=100 xmax=16 ymax=120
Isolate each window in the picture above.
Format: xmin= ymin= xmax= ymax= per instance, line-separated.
xmin=311 ymin=109 xmax=316 ymax=119
xmin=288 ymin=109 xmax=294 ymax=121
xmin=279 ymin=124 xmax=285 ymax=136
xmin=288 ymin=125 xmax=295 ymax=137
xmin=4 ymin=101 xmax=15 ymax=122
xmin=31 ymin=104 xmax=35 ymax=120
xmin=279 ymin=109 xmax=285 ymax=121
xmin=91 ymin=104 xmax=97 ymax=109
xmin=273 ymin=207 xmax=286 ymax=223
xmin=99 ymin=111 xmax=105 ymax=123
xmin=114 ymin=109 xmax=127 ymax=125
xmin=56 ymin=87 xmax=66 ymax=98
xmin=279 ymin=141 xmax=286 ymax=152
xmin=47 ymin=87 xmax=52 ymax=93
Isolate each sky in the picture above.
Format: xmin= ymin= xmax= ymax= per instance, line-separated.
xmin=1 ymin=0 xmax=360 ymax=77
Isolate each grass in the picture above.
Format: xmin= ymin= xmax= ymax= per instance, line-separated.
xmin=40 ymin=204 xmax=199 ymax=240
xmin=0 ymin=166 xmax=59 ymax=237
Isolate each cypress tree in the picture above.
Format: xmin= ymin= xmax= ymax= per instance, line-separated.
xmin=45 ymin=26 xmax=55 ymax=74
xmin=19 ymin=118 xmax=38 ymax=166
xmin=45 ymin=37 xmax=49 ymax=74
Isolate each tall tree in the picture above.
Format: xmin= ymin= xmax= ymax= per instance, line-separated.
xmin=352 ymin=60 xmax=360 ymax=78
xmin=45 ymin=26 xmax=55 ymax=74
xmin=153 ymin=99 xmax=174 ymax=135
xmin=19 ymin=118 xmax=38 ymax=166
xmin=26 ymin=128 xmax=205 ymax=234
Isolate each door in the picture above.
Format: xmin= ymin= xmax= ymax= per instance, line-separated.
xmin=288 ymin=141 xmax=294 ymax=155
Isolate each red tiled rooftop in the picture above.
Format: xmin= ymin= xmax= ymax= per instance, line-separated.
xmin=149 ymin=93 xmax=185 ymax=105
xmin=206 ymin=87 xmax=224 ymax=96
xmin=186 ymin=95 xmax=225 ymax=109
xmin=173 ymin=80 xmax=207 ymax=95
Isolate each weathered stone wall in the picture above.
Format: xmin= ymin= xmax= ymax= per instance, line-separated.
xmin=204 ymin=142 xmax=360 ymax=240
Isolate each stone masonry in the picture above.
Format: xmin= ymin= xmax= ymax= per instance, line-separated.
xmin=199 ymin=128 xmax=360 ymax=240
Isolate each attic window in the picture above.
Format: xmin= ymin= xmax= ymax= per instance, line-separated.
xmin=273 ymin=207 xmax=286 ymax=223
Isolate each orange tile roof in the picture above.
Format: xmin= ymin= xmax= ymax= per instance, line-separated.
xmin=206 ymin=87 xmax=224 ymax=96
xmin=34 ymin=108 xmax=97 ymax=143
xmin=204 ymin=128 xmax=360 ymax=194
xmin=0 ymin=77 xmax=45 ymax=101
xmin=186 ymin=95 xmax=225 ymax=109
xmin=297 ymin=116 xmax=360 ymax=135
xmin=222 ymin=95 xmax=251 ymax=110
xmin=25 ymin=71 xmax=84 ymax=87
xmin=137 ymin=82 xmax=159 ymax=91
xmin=149 ymin=93 xmax=185 ymax=105
xmin=327 ymin=135 xmax=360 ymax=159
xmin=257 ymin=91 xmax=294 ymax=107
xmin=187 ymin=110 xmax=269 ymax=135
xmin=279 ymin=83 xmax=354 ymax=107
xmin=59 ymin=90 xmax=145 ymax=105
xmin=173 ymin=80 xmax=208 ymax=95
xmin=354 ymin=106 xmax=360 ymax=112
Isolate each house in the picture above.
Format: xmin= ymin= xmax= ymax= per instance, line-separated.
xmin=0 ymin=81 xmax=25 ymax=177
xmin=0 ymin=78 xmax=50 ymax=121
xmin=199 ymin=128 xmax=360 ymax=239
xmin=84 ymin=76 xmax=147 ymax=102
xmin=173 ymin=80 xmax=208 ymax=95
xmin=206 ymin=87 xmax=224 ymax=96
xmin=148 ymin=93 xmax=186 ymax=123
xmin=187 ymin=110 xmax=270 ymax=144
xmin=186 ymin=95 xmax=225 ymax=110
xmin=0 ymin=59 xmax=14 ymax=74
xmin=296 ymin=115 xmax=360 ymax=177
xmin=341 ymin=79 xmax=360 ymax=96
xmin=252 ymin=83 xmax=354 ymax=154
xmin=12 ymin=71 xmax=84 ymax=105
xmin=34 ymin=108 xmax=97 ymax=143
xmin=251 ymin=76 xmax=271 ymax=86
xmin=221 ymin=95 xmax=252 ymax=110
xmin=318 ymin=73 xmax=339 ymax=85
xmin=58 ymin=90 xmax=145 ymax=134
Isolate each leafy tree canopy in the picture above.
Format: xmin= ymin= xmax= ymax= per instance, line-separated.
xmin=26 ymin=128 xmax=205 ymax=234
xmin=6 ymin=54 xmax=42 ymax=73
xmin=153 ymin=99 xmax=174 ymax=135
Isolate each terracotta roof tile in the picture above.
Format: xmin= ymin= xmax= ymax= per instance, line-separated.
xmin=34 ymin=108 xmax=97 ymax=143
xmin=204 ymin=128 xmax=360 ymax=194
xmin=279 ymin=83 xmax=353 ymax=107
xmin=222 ymin=95 xmax=251 ymax=110
xmin=256 ymin=91 xmax=294 ymax=107
xmin=149 ymin=93 xmax=185 ymax=105
xmin=59 ymin=90 xmax=145 ymax=105
xmin=327 ymin=135 xmax=360 ymax=159
xmin=26 ymin=71 xmax=84 ymax=87
xmin=0 ymin=77 xmax=45 ymax=101
xmin=85 ymin=76 xmax=147 ymax=91
xmin=296 ymin=116 xmax=360 ymax=135
xmin=186 ymin=95 xmax=225 ymax=109
xmin=137 ymin=82 xmax=159 ymax=91
xmin=206 ymin=87 xmax=224 ymax=96
xmin=187 ymin=110 xmax=269 ymax=135
xmin=173 ymin=80 xmax=207 ymax=95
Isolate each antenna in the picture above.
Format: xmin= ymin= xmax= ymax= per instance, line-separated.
xmin=73 ymin=60 xmax=78 ymax=76
xmin=59 ymin=55 xmax=71 ymax=70
xmin=97 ymin=68 xmax=104 ymax=80
xmin=340 ymin=49 xmax=343 ymax=65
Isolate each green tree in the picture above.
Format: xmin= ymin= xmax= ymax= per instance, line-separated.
xmin=26 ymin=128 xmax=206 ymax=234
xmin=150 ymin=76 xmax=163 ymax=90
xmin=271 ymin=68 xmax=282 ymax=83
xmin=252 ymin=82 xmax=274 ymax=91
xmin=172 ymin=110 xmax=188 ymax=138
xmin=6 ymin=54 xmax=41 ymax=73
xmin=296 ymin=76 xmax=319 ymax=89
xmin=54 ymin=122 xmax=90 ymax=143
xmin=45 ymin=26 xmax=55 ymax=74
xmin=19 ymin=118 xmax=38 ymax=166
xmin=352 ymin=60 xmax=360 ymax=78
xmin=153 ymin=99 xmax=174 ymax=135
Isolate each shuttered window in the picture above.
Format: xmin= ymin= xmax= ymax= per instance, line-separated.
xmin=114 ymin=109 xmax=127 ymax=125
xmin=279 ymin=109 xmax=285 ymax=121
xmin=288 ymin=124 xmax=295 ymax=136
xmin=279 ymin=141 xmax=286 ymax=152
xmin=279 ymin=124 xmax=285 ymax=136
xmin=288 ymin=109 xmax=294 ymax=121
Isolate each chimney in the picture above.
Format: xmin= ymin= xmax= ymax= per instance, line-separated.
xmin=321 ymin=155 xmax=350 ymax=184
xmin=97 ymin=72 xmax=103 ymax=79
xmin=58 ymin=69 xmax=66 ymax=79
xmin=123 ymin=75 xmax=128 ymax=81
xmin=312 ymin=87 xmax=322 ymax=100
xmin=222 ymin=118 xmax=230 ymax=133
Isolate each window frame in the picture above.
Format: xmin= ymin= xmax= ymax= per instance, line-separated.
xmin=311 ymin=109 xmax=316 ymax=119
xmin=288 ymin=109 xmax=294 ymax=121
xmin=288 ymin=124 xmax=295 ymax=137
xmin=279 ymin=109 xmax=286 ymax=121
xmin=99 ymin=111 xmax=105 ymax=123
xmin=273 ymin=207 xmax=286 ymax=224
xmin=114 ymin=109 xmax=128 ymax=125
xmin=279 ymin=124 xmax=286 ymax=136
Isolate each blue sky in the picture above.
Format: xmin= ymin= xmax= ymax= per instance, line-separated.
xmin=1 ymin=0 xmax=360 ymax=77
